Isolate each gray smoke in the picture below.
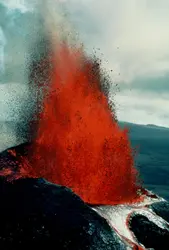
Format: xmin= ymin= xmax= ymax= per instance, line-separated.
xmin=0 ymin=0 xmax=78 ymax=150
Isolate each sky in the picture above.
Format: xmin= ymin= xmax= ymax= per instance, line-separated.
xmin=0 ymin=0 xmax=169 ymax=127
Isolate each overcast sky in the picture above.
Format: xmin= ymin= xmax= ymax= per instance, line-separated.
xmin=0 ymin=0 xmax=169 ymax=127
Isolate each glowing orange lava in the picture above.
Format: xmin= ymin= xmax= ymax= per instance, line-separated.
xmin=20 ymin=42 xmax=141 ymax=205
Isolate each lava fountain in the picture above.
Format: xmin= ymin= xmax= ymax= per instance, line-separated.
xmin=19 ymin=40 xmax=141 ymax=205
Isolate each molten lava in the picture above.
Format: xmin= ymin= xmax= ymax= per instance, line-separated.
xmin=18 ymin=42 xmax=141 ymax=205
xmin=0 ymin=42 xmax=141 ymax=205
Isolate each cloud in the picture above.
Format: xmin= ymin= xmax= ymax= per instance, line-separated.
xmin=0 ymin=0 xmax=30 ymax=12
xmin=113 ymin=90 xmax=169 ymax=127
xmin=65 ymin=0 xmax=169 ymax=83
xmin=0 ymin=2 xmax=39 ymax=84
xmin=0 ymin=26 xmax=6 ymax=73
xmin=0 ymin=0 xmax=77 ymax=123
xmin=63 ymin=0 xmax=169 ymax=126
xmin=2 ymin=0 xmax=169 ymax=84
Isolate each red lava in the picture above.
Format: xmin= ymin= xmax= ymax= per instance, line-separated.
xmin=17 ymin=42 xmax=142 ymax=205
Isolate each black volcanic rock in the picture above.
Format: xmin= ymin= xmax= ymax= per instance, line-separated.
xmin=0 ymin=142 xmax=30 ymax=159
xmin=0 ymin=142 xmax=31 ymax=174
xmin=129 ymin=213 xmax=169 ymax=249
xmin=0 ymin=176 xmax=126 ymax=249
xmin=150 ymin=201 xmax=169 ymax=223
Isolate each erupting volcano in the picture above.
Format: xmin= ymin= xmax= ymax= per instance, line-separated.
xmin=13 ymin=41 xmax=141 ymax=205
xmin=1 ymin=2 xmax=169 ymax=249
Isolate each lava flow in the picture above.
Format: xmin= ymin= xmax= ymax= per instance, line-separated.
xmin=16 ymin=41 xmax=141 ymax=205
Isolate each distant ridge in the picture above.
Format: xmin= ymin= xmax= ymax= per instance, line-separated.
xmin=119 ymin=121 xmax=169 ymax=130
xmin=146 ymin=124 xmax=169 ymax=130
